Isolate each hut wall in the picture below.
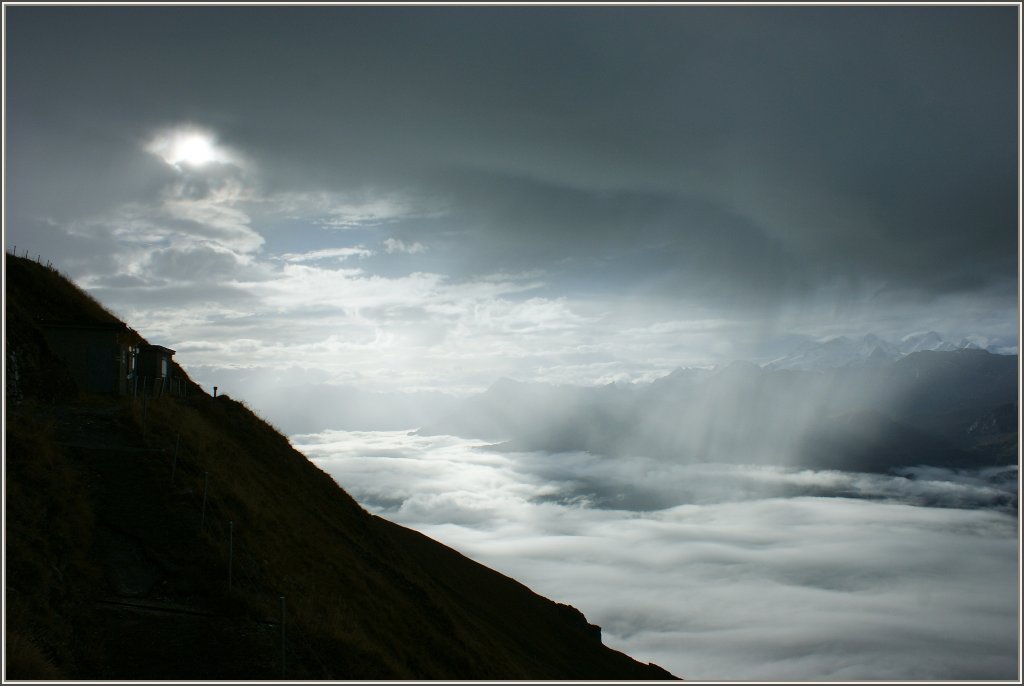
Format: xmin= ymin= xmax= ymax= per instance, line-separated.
xmin=41 ymin=328 xmax=122 ymax=394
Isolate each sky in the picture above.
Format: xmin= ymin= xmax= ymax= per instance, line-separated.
xmin=4 ymin=4 xmax=1020 ymax=420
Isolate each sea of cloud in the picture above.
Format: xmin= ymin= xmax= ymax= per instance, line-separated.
xmin=293 ymin=430 xmax=1019 ymax=681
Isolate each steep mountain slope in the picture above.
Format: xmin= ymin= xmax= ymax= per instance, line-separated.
xmin=3 ymin=254 xmax=676 ymax=680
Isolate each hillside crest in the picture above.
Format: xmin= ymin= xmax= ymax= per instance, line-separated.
xmin=4 ymin=253 xmax=677 ymax=680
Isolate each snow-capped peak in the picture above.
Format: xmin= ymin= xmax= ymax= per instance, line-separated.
xmin=898 ymin=331 xmax=959 ymax=354
xmin=765 ymin=332 xmax=992 ymax=371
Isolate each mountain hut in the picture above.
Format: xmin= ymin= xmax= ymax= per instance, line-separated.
xmin=39 ymin=321 xmax=141 ymax=395
xmin=135 ymin=344 xmax=177 ymax=395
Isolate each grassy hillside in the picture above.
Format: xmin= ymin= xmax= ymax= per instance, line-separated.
xmin=3 ymin=254 xmax=677 ymax=680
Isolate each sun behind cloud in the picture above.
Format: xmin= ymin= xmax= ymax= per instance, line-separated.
xmin=145 ymin=125 xmax=234 ymax=168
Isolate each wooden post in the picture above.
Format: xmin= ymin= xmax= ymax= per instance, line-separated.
xmin=171 ymin=433 xmax=180 ymax=484
xmin=200 ymin=472 xmax=209 ymax=530
xmin=280 ymin=595 xmax=287 ymax=677
xmin=228 ymin=521 xmax=234 ymax=592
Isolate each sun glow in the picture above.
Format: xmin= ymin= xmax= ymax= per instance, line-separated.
xmin=146 ymin=126 xmax=232 ymax=168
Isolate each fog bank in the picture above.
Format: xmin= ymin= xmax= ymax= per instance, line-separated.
xmin=296 ymin=430 xmax=1020 ymax=680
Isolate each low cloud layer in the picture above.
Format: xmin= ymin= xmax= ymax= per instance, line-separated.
xmin=295 ymin=430 xmax=1019 ymax=680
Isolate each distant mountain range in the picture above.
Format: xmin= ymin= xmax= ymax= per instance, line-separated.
xmin=421 ymin=344 xmax=1018 ymax=475
xmin=763 ymin=331 xmax=1009 ymax=371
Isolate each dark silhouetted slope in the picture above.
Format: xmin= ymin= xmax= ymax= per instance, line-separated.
xmin=3 ymin=254 xmax=677 ymax=680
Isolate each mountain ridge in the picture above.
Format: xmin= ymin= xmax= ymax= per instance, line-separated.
xmin=421 ymin=346 xmax=1017 ymax=474
xmin=764 ymin=330 xmax=1009 ymax=371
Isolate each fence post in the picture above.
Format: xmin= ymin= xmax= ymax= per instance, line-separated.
xmin=228 ymin=521 xmax=234 ymax=592
xmin=200 ymin=472 xmax=209 ymax=530
xmin=171 ymin=433 xmax=180 ymax=484
xmin=280 ymin=595 xmax=287 ymax=677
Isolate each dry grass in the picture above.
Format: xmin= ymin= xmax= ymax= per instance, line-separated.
xmin=4 ymin=412 xmax=107 ymax=676
xmin=5 ymin=254 xmax=120 ymax=326
xmin=5 ymin=631 xmax=65 ymax=680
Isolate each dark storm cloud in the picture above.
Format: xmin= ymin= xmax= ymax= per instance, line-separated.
xmin=415 ymin=170 xmax=813 ymax=308
xmin=6 ymin=5 xmax=1017 ymax=315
